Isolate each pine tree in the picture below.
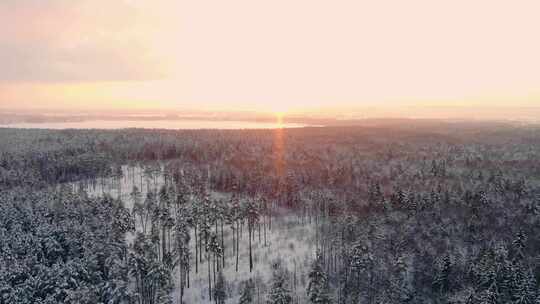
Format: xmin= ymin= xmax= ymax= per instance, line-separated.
xmin=230 ymin=195 xmax=242 ymax=273
xmin=390 ymin=255 xmax=413 ymax=303
xmin=131 ymin=186 xmax=143 ymax=223
xmin=141 ymin=189 xmax=157 ymax=235
xmin=307 ymin=252 xmax=332 ymax=304
xmin=433 ymin=254 xmax=452 ymax=294
xmin=239 ymin=279 xmax=255 ymax=304
xmin=175 ymin=213 xmax=191 ymax=304
xmin=511 ymin=266 xmax=538 ymax=304
xmin=244 ymin=199 xmax=260 ymax=272
xmin=349 ymin=242 xmax=373 ymax=298
xmin=214 ymin=270 xmax=227 ymax=304
xmin=267 ymin=260 xmax=292 ymax=304
xmin=129 ymin=233 xmax=174 ymax=304
xmin=511 ymin=230 xmax=527 ymax=262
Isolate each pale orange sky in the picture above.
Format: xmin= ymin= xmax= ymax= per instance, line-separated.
xmin=0 ymin=0 xmax=539 ymax=113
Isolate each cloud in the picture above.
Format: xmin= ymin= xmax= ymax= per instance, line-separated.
xmin=0 ymin=0 xmax=171 ymax=82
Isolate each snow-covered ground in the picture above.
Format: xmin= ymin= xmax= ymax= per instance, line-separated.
xmin=181 ymin=214 xmax=315 ymax=304
xmin=70 ymin=165 xmax=317 ymax=304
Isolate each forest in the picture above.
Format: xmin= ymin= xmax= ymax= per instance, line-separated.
xmin=0 ymin=120 xmax=539 ymax=304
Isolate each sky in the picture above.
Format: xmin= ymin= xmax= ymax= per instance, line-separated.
xmin=0 ymin=0 xmax=539 ymax=113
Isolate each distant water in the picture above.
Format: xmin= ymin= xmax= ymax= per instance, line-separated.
xmin=0 ymin=119 xmax=306 ymax=130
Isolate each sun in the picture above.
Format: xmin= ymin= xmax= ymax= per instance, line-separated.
xmin=266 ymin=104 xmax=289 ymax=127
xmin=275 ymin=111 xmax=286 ymax=128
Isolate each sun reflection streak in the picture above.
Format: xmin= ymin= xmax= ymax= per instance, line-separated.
xmin=273 ymin=113 xmax=286 ymax=179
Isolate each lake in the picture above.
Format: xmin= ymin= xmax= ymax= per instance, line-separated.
xmin=0 ymin=119 xmax=307 ymax=130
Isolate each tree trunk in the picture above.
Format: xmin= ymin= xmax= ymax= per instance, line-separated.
xmin=221 ymin=220 xmax=225 ymax=267
xmin=213 ymin=253 xmax=216 ymax=290
xmin=194 ymin=225 xmax=198 ymax=273
xmin=180 ymin=267 xmax=184 ymax=304
xmin=161 ymin=227 xmax=167 ymax=261
xmin=208 ymin=252 xmax=212 ymax=301
xmin=263 ymin=215 xmax=267 ymax=247
xmin=200 ymin=229 xmax=204 ymax=261
xmin=232 ymin=226 xmax=235 ymax=257
xmin=236 ymin=220 xmax=239 ymax=272
xmin=249 ymin=224 xmax=253 ymax=272
xmin=268 ymin=204 xmax=272 ymax=231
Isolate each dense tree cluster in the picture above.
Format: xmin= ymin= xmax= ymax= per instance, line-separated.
xmin=0 ymin=187 xmax=132 ymax=304
xmin=1 ymin=120 xmax=539 ymax=303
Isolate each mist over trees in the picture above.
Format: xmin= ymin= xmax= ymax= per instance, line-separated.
xmin=1 ymin=121 xmax=539 ymax=303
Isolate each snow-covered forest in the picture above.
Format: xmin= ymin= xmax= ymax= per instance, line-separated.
xmin=1 ymin=121 xmax=539 ymax=304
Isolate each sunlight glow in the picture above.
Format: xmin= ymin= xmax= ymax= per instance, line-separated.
xmin=276 ymin=112 xmax=285 ymax=129
xmin=1 ymin=0 xmax=540 ymax=112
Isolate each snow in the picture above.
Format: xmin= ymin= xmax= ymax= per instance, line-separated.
xmin=70 ymin=164 xmax=317 ymax=304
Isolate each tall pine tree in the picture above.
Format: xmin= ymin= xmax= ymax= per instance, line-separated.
xmin=307 ymin=252 xmax=332 ymax=304
xmin=267 ymin=260 xmax=292 ymax=304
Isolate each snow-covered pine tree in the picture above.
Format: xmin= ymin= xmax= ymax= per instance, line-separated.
xmin=239 ymin=279 xmax=256 ymax=304
xmin=432 ymin=254 xmax=452 ymax=295
xmin=214 ymin=270 xmax=227 ymax=304
xmin=267 ymin=259 xmax=292 ymax=304
xmin=510 ymin=265 xmax=538 ymax=304
xmin=131 ymin=185 xmax=143 ymax=224
xmin=389 ymin=255 xmax=413 ymax=303
xmin=175 ymin=212 xmax=191 ymax=304
xmin=511 ymin=230 xmax=527 ymax=262
xmin=307 ymin=251 xmax=332 ymax=304
xmin=244 ymin=198 xmax=260 ymax=272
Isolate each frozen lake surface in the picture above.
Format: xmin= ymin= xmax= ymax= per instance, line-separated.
xmin=0 ymin=119 xmax=307 ymax=129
